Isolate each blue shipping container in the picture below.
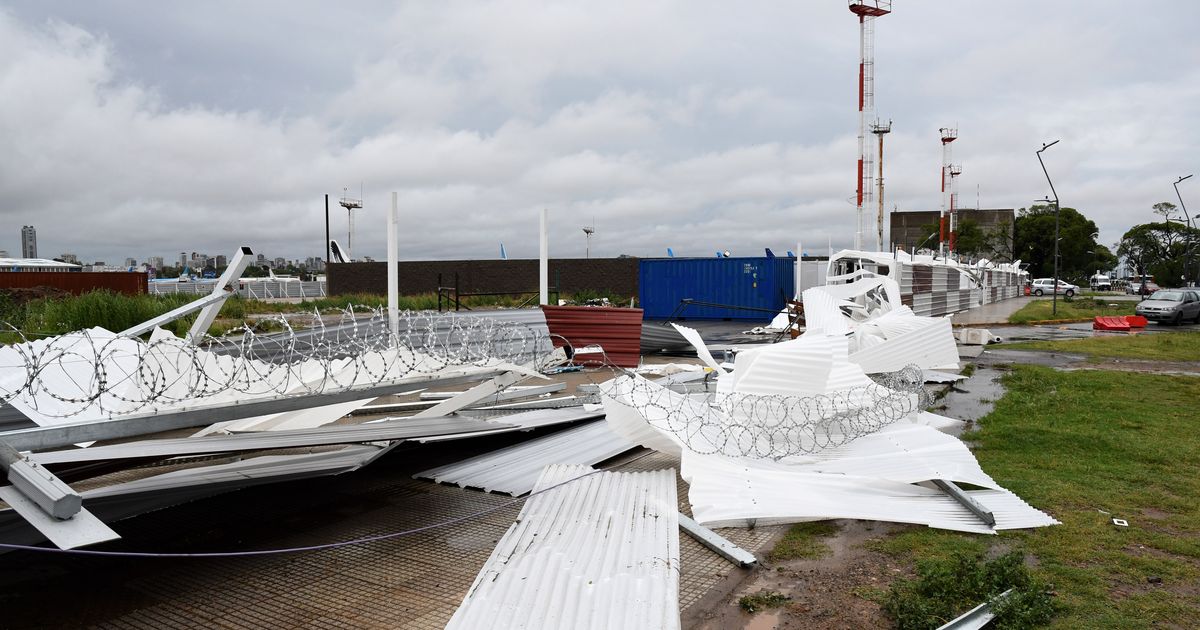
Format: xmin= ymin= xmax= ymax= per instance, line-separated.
xmin=638 ymin=256 xmax=796 ymax=320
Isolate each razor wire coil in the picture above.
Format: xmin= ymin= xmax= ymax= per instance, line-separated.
xmin=0 ymin=306 xmax=552 ymax=420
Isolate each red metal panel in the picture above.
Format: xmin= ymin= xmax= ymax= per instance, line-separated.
xmin=540 ymin=305 xmax=643 ymax=368
xmin=0 ymin=272 xmax=147 ymax=296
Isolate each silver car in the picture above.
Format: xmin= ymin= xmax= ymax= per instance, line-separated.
xmin=1135 ymin=290 xmax=1200 ymax=324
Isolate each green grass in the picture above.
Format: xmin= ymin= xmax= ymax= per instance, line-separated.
xmin=871 ymin=366 xmax=1200 ymax=628
xmin=1008 ymin=298 xmax=1136 ymax=324
xmin=1003 ymin=332 xmax=1200 ymax=362
xmin=0 ymin=290 xmax=574 ymax=343
xmin=882 ymin=551 xmax=1056 ymax=630
xmin=768 ymin=521 xmax=840 ymax=561
xmin=738 ymin=590 xmax=791 ymax=613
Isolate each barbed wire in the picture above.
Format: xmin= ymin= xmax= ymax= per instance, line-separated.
xmin=600 ymin=364 xmax=930 ymax=459
xmin=0 ymin=306 xmax=552 ymax=421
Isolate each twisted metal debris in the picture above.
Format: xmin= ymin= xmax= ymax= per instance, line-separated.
xmin=0 ymin=306 xmax=551 ymax=421
xmin=603 ymin=365 xmax=930 ymax=459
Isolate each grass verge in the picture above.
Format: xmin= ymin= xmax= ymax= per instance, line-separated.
xmin=1003 ymin=331 xmax=1200 ymax=362
xmin=768 ymin=521 xmax=840 ymax=561
xmin=0 ymin=289 xmax=609 ymax=342
xmin=870 ymin=365 xmax=1200 ymax=628
xmin=738 ymin=590 xmax=791 ymax=613
xmin=1007 ymin=298 xmax=1136 ymax=324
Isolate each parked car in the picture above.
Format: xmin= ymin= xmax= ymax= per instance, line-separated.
xmin=1126 ymin=277 xmax=1159 ymax=295
xmin=1030 ymin=278 xmax=1078 ymax=297
xmin=1134 ymin=289 xmax=1200 ymax=324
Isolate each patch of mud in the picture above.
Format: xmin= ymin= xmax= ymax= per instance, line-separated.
xmin=686 ymin=520 xmax=916 ymax=630
xmin=1062 ymin=359 xmax=1200 ymax=376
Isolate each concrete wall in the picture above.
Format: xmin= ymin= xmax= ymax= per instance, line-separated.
xmin=328 ymin=258 xmax=639 ymax=297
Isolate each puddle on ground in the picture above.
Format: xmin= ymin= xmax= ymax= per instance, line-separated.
xmin=743 ymin=610 xmax=781 ymax=630
xmin=937 ymin=366 xmax=1006 ymax=425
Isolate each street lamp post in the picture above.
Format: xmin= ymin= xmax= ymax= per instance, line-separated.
xmin=1037 ymin=140 xmax=1061 ymax=315
xmin=1173 ymin=175 xmax=1195 ymax=287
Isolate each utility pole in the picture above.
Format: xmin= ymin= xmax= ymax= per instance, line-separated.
xmin=1036 ymin=140 xmax=1061 ymax=315
xmin=1174 ymin=175 xmax=1195 ymax=287
xmin=871 ymin=120 xmax=892 ymax=251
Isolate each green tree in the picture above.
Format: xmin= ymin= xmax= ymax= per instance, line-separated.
xmin=1013 ymin=204 xmax=1105 ymax=282
xmin=1117 ymin=220 xmax=1200 ymax=287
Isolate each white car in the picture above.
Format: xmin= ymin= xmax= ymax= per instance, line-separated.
xmin=1030 ymin=278 xmax=1078 ymax=297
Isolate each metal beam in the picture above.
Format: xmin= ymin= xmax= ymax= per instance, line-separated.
xmin=932 ymin=479 xmax=996 ymax=527
xmin=187 ymin=246 xmax=254 ymax=343
xmin=935 ymin=588 xmax=1013 ymax=630
xmin=0 ymin=368 xmax=504 ymax=452
xmin=418 ymin=382 xmax=566 ymax=402
xmin=413 ymin=370 xmax=526 ymax=419
xmin=118 ymin=290 xmax=229 ymax=338
xmin=678 ymin=513 xmax=757 ymax=567
xmin=0 ymin=486 xmax=120 ymax=550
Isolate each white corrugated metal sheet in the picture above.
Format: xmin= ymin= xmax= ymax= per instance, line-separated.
xmin=683 ymin=451 xmax=1058 ymax=534
xmin=850 ymin=317 xmax=960 ymax=374
xmin=445 ymin=464 xmax=680 ymax=630
xmin=413 ymin=406 xmax=605 ymax=443
xmin=415 ymin=421 xmax=636 ymax=495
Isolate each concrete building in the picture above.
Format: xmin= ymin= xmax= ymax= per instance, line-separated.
xmin=889 ymin=209 xmax=1015 ymax=262
xmin=20 ymin=226 xmax=36 ymax=259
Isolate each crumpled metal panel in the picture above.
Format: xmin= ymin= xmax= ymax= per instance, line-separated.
xmin=683 ymin=451 xmax=1059 ymax=534
xmin=445 ymin=464 xmax=680 ymax=630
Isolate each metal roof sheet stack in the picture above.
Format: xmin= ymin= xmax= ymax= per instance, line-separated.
xmin=446 ymin=464 xmax=680 ymax=630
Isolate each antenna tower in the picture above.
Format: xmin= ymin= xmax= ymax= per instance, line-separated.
xmin=849 ymin=0 xmax=891 ymax=251
xmin=582 ymin=219 xmax=595 ymax=259
xmin=339 ymin=186 xmax=363 ymax=259
xmin=948 ymin=163 xmax=962 ymax=253
xmin=938 ymin=127 xmax=957 ymax=257
xmin=871 ymin=119 xmax=892 ymax=251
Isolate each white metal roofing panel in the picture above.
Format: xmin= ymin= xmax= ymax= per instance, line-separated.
xmin=414 ymin=421 xmax=636 ymax=495
xmin=849 ymin=317 xmax=960 ymax=374
xmin=445 ymin=464 xmax=680 ymax=630
xmin=771 ymin=422 xmax=999 ymax=489
xmin=30 ymin=415 xmax=509 ymax=464
xmin=682 ymin=451 xmax=1058 ymax=534
xmin=413 ymin=406 xmax=604 ymax=443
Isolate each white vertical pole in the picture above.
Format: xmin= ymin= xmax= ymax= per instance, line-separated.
xmin=795 ymin=241 xmax=802 ymax=295
xmin=388 ymin=192 xmax=399 ymax=340
xmin=539 ymin=208 xmax=549 ymax=305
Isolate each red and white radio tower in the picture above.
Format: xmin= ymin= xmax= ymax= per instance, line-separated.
xmin=938 ymin=126 xmax=957 ymax=257
xmin=849 ymin=1 xmax=892 ymax=251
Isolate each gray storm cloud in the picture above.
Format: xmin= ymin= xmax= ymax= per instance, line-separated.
xmin=0 ymin=1 xmax=1197 ymax=263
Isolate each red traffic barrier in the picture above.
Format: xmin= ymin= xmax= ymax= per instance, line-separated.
xmin=1124 ymin=315 xmax=1148 ymax=328
xmin=1093 ymin=316 xmax=1131 ymax=331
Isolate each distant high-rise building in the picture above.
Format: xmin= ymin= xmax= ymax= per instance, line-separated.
xmin=60 ymin=253 xmax=79 ymax=264
xmin=124 ymin=257 xmax=137 ymax=268
xmin=21 ymin=226 xmax=36 ymax=259
xmin=148 ymin=256 xmax=164 ymax=269
xmin=273 ymin=257 xmax=286 ymax=269
xmin=0 ymin=250 xmax=10 ymax=258
xmin=179 ymin=252 xmax=187 ymax=268
xmin=215 ymin=254 xmax=228 ymax=268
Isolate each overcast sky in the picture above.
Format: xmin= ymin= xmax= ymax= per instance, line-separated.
xmin=1 ymin=1 xmax=1197 ymax=264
